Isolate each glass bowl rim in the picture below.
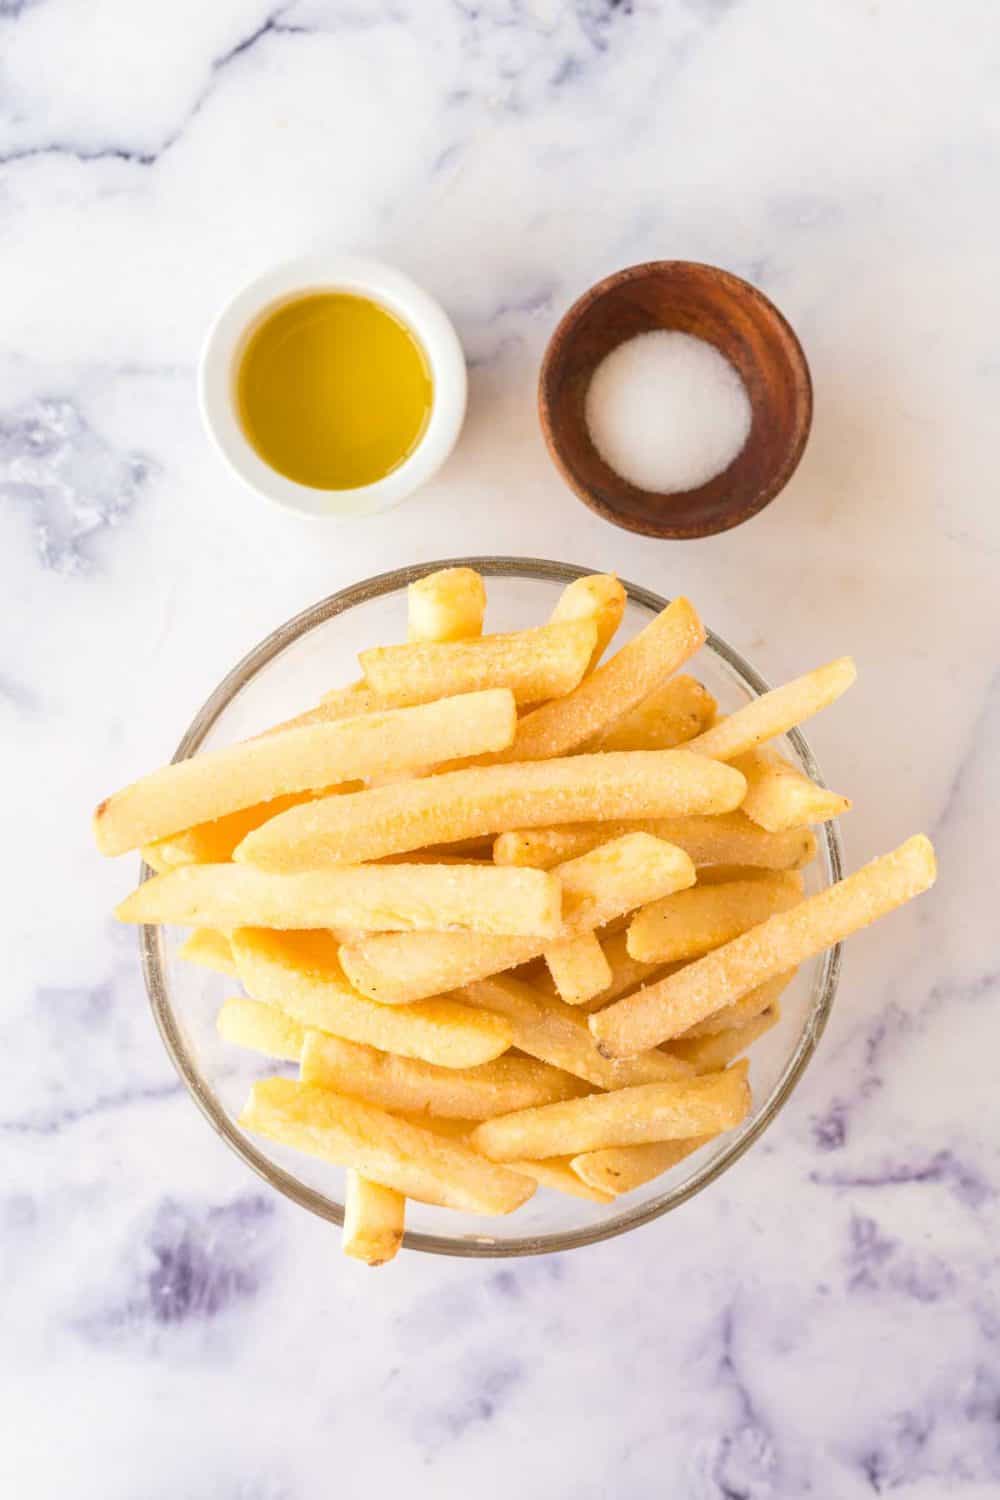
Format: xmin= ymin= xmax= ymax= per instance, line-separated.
xmin=140 ymin=556 xmax=843 ymax=1259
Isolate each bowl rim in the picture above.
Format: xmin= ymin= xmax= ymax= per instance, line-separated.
xmin=140 ymin=556 xmax=842 ymax=1258
xmin=538 ymin=259 xmax=814 ymax=541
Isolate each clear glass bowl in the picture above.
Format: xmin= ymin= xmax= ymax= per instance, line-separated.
xmin=141 ymin=558 xmax=842 ymax=1257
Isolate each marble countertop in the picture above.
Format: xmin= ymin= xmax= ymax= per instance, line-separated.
xmin=3 ymin=3 xmax=998 ymax=1495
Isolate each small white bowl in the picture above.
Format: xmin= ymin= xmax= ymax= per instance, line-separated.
xmin=198 ymin=256 xmax=468 ymax=517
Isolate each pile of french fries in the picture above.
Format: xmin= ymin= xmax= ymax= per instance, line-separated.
xmin=95 ymin=567 xmax=937 ymax=1266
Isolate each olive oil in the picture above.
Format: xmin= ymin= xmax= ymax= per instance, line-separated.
xmin=236 ymin=292 xmax=433 ymax=489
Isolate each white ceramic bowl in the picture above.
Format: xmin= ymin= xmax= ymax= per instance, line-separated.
xmin=198 ymin=256 xmax=468 ymax=517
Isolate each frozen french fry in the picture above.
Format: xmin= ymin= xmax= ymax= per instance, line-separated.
xmin=338 ymin=834 xmax=695 ymax=1004
xmin=571 ymin=1136 xmax=712 ymax=1196
xmin=461 ymin=974 xmax=694 ymax=1090
xmin=531 ymin=928 xmax=673 ymax=1013
xmin=237 ymin=750 xmax=745 ymax=871
xmin=471 ymin=1067 xmax=751 ymax=1161
xmin=591 ymin=835 xmax=937 ymax=1055
xmin=232 ymin=929 xmax=512 ymax=1069
xmin=343 ymin=1172 xmax=406 ymax=1266
xmin=94 ymin=689 xmax=517 ymax=856
xmin=241 ymin=1078 xmax=536 ymax=1214
xmin=216 ymin=996 xmax=305 ymax=1061
xmin=679 ymin=972 xmax=794 ymax=1037
xmin=590 ymin=675 xmax=716 ymax=751
xmin=116 ymin=861 xmax=561 ymax=937
xmin=300 ymin=1029 xmax=586 ymax=1119
xmin=487 ymin=596 xmax=706 ymax=762
xmin=408 ymin=567 xmax=487 ymax=643
xmin=493 ymin=812 xmax=815 ymax=873
xmin=507 ymin=1157 xmax=615 ymax=1204
xmin=735 ymin=750 xmax=852 ymax=832
xmin=549 ymin=573 xmax=626 ymax=670
xmin=360 ymin=619 xmax=597 ymax=708
xmin=178 ymin=927 xmax=236 ymax=975
xmin=666 ymin=1007 xmax=781 ymax=1072
xmin=543 ymin=930 xmax=613 ymax=1005
xmin=686 ymin=657 xmax=856 ymax=762
xmin=142 ymin=789 xmax=337 ymax=869
xmin=626 ymin=871 xmax=804 ymax=964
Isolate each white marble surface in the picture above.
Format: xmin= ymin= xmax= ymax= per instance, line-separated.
xmin=3 ymin=2 xmax=998 ymax=1495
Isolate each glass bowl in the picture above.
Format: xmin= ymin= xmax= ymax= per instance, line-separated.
xmin=141 ymin=558 xmax=842 ymax=1258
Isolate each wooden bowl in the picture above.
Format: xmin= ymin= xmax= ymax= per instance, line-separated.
xmin=538 ymin=261 xmax=812 ymax=540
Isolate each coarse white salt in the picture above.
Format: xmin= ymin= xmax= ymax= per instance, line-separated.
xmin=584 ymin=329 xmax=752 ymax=494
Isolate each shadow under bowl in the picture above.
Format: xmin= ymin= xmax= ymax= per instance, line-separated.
xmin=539 ymin=261 xmax=813 ymax=540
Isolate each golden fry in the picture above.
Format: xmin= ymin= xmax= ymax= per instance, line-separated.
xmin=736 ymin=750 xmax=852 ymax=832
xmin=300 ymin=1029 xmax=585 ymax=1119
xmin=666 ymin=1007 xmax=781 ymax=1072
xmin=117 ymin=861 xmax=561 ymax=937
xmin=339 ymin=833 xmax=695 ymax=1004
xmin=471 ymin=1067 xmax=751 ymax=1161
xmin=178 ymin=927 xmax=236 ymax=975
xmin=232 ymin=928 xmax=512 ymax=1068
xmin=679 ymin=972 xmax=795 ymax=1037
xmin=687 ymin=657 xmax=856 ymax=762
xmin=142 ymin=789 xmax=335 ymax=868
xmin=216 ymin=996 xmax=305 ymax=1061
xmin=94 ymin=690 xmax=516 ymax=856
xmin=507 ymin=1157 xmax=615 ymax=1204
xmin=590 ymin=675 xmax=716 ymax=751
xmin=549 ymin=573 xmax=626 ymax=670
xmin=241 ymin=1078 xmax=536 ymax=1214
xmin=543 ymin=930 xmax=613 ymax=1005
xmin=360 ymin=619 xmax=597 ymax=707
xmin=343 ymin=1173 xmax=406 ymax=1266
xmin=407 ymin=567 xmax=487 ymax=643
xmin=626 ymin=871 xmax=803 ymax=964
xmin=493 ymin=811 xmax=815 ymax=872
xmin=488 ymin=596 xmax=706 ymax=762
xmin=571 ymin=1136 xmax=712 ymax=1195
xmin=591 ymin=835 xmax=937 ymax=1054
xmin=462 ymin=974 xmax=694 ymax=1090
xmin=238 ymin=750 xmax=745 ymax=871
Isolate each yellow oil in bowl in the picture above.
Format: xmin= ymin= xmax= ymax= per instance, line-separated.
xmin=236 ymin=292 xmax=433 ymax=490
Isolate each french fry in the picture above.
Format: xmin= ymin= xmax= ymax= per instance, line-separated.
xmin=543 ymin=931 xmax=613 ymax=1005
xmin=591 ymin=835 xmax=937 ymax=1055
xmin=590 ymin=675 xmax=716 ymax=751
xmin=232 ymin=929 xmax=513 ymax=1069
xmin=571 ymin=1136 xmax=712 ymax=1196
xmin=339 ymin=834 xmax=696 ymax=1004
xmin=666 ymin=1007 xmax=781 ymax=1072
xmin=237 ymin=750 xmax=746 ymax=871
xmin=686 ymin=657 xmax=857 ymax=762
xmin=142 ymin=788 xmax=346 ymax=868
xmin=360 ymin=619 xmax=597 ymax=708
xmin=116 ymin=861 xmax=561 ymax=937
xmin=241 ymin=1078 xmax=536 ymax=1214
xmin=679 ymin=972 xmax=795 ymax=1037
xmin=216 ymin=996 xmax=305 ymax=1061
xmin=471 ymin=1067 xmax=751 ymax=1161
xmin=300 ymin=1029 xmax=586 ymax=1119
xmin=343 ymin=1172 xmax=406 ymax=1266
xmin=487 ymin=596 xmax=706 ymax=762
xmin=735 ymin=750 xmax=852 ymax=832
xmin=549 ymin=573 xmax=626 ymax=670
xmin=532 ymin=928 xmax=673 ymax=1013
xmin=408 ymin=567 xmax=487 ymax=643
xmin=493 ymin=812 xmax=815 ymax=873
xmin=461 ymin=974 xmax=695 ymax=1090
xmin=507 ymin=1157 xmax=615 ymax=1204
xmin=178 ymin=927 xmax=236 ymax=975
xmin=626 ymin=871 xmax=804 ymax=964
xmin=94 ymin=690 xmax=517 ymax=856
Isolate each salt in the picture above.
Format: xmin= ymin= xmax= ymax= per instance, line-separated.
xmin=584 ymin=329 xmax=752 ymax=494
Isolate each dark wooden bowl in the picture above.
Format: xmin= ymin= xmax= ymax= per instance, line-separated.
xmin=538 ymin=261 xmax=812 ymax=540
